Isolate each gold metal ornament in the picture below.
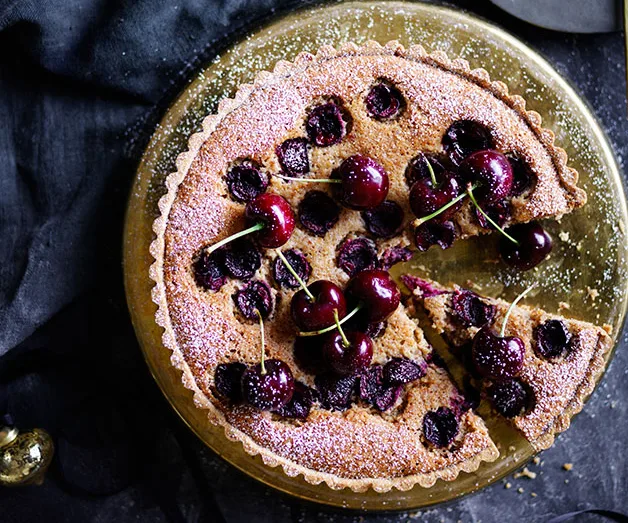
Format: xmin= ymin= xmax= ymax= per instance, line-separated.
xmin=0 ymin=426 xmax=54 ymax=487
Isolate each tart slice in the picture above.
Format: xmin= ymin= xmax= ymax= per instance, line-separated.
xmin=404 ymin=276 xmax=612 ymax=450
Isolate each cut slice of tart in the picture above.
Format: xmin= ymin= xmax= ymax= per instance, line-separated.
xmin=403 ymin=275 xmax=612 ymax=450
xmin=149 ymin=40 xmax=590 ymax=491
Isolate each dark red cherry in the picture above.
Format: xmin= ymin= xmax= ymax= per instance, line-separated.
xmin=534 ymin=319 xmax=571 ymax=360
xmin=276 ymin=138 xmax=309 ymax=177
xmin=291 ymin=280 xmax=347 ymax=331
xmin=298 ymin=190 xmax=340 ymax=236
xmin=306 ymin=102 xmax=347 ymax=147
xmin=193 ymin=249 xmax=227 ymax=291
xmin=365 ymin=83 xmax=403 ymax=119
xmin=359 ymin=364 xmax=384 ymax=403
xmin=474 ymin=199 xmax=512 ymax=230
xmin=506 ymin=153 xmax=535 ymax=197
xmin=442 ymin=120 xmax=494 ymax=165
xmin=340 ymin=308 xmax=387 ymax=339
xmin=414 ymin=220 xmax=456 ymax=252
xmin=223 ymin=239 xmax=261 ymax=280
xmin=336 ymin=237 xmax=379 ymax=277
xmin=233 ymin=280 xmax=274 ymax=320
xmin=451 ymin=290 xmax=496 ymax=328
xmin=334 ymin=154 xmax=389 ymax=210
xmin=323 ymin=331 xmax=373 ymax=376
xmin=225 ymin=161 xmax=269 ymax=202
xmin=274 ymin=381 xmax=317 ymax=420
xmin=241 ymin=359 xmax=295 ymax=411
xmin=214 ymin=362 xmax=247 ymax=402
xmin=315 ymin=373 xmax=359 ymax=411
xmin=409 ymin=172 xmax=462 ymax=219
xmin=357 ymin=365 xmax=403 ymax=411
xmin=405 ymin=152 xmax=452 ymax=187
xmin=423 ymin=407 xmax=459 ymax=448
xmin=272 ymin=248 xmax=311 ymax=290
xmin=499 ymin=222 xmax=553 ymax=271
xmin=361 ymin=200 xmax=404 ymax=238
xmin=372 ymin=384 xmax=403 ymax=411
xmin=383 ymin=358 xmax=426 ymax=385
xmin=347 ymin=269 xmax=400 ymax=322
xmin=487 ymin=379 xmax=533 ymax=418
xmin=459 ymin=150 xmax=513 ymax=205
xmin=245 ymin=193 xmax=295 ymax=248
xmin=471 ymin=326 xmax=525 ymax=380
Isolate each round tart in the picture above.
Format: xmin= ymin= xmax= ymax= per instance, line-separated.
xmin=150 ymin=41 xmax=589 ymax=491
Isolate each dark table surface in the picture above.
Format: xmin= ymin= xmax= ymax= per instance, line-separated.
xmin=0 ymin=1 xmax=626 ymax=522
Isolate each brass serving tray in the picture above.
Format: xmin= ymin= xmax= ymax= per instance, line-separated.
xmin=123 ymin=1 xmax=628 ymax=510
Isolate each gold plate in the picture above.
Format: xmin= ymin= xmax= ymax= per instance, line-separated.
xmin=123 ymin=1 xmax=628 ymax=510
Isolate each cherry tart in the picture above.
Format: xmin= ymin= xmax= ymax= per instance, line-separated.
xmin=151 ymin=42 xmax=590 ymax=491
xmin=404 ymin=276 xmax=612 ymax=450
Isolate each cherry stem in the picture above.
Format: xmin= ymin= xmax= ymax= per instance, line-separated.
xmin=256 ymin=309 xmax=266 ymax=375
xmin=500 ymin=284 xmax=536 ymax=337
xmin=413 ymin=183 xmax=479 ymax=226
xmin=207 ymin=222 xmax=264 ymax=254
xmin=276 ymin=250 xmax=315 ymax=301
xmin=274 ymin=174 xmax=342 ymax=184
xmin=466 ymin=187 xmax=519 ymax=245
xmin=298 ymin=304 xmax=363 ymax=337
xmin=333 ymin=309 xmax=350 ymax=348
xmin=426 ymin=159 xmax=438 ymax=187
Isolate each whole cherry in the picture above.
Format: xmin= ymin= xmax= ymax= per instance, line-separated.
xmin=409 ymin=160 xmax=462 ymax=219
xmin=346 ymin=269 xmax=401 ymax=322
xmin=291 ymin=280 xmax=347 ymax=331
xmin=459 ymin=150 xmax=513 ymax=205
xmin=322 ymin=310 xmax=373 ymax=375
xmin=245 ymin=193 xmax=296 ymax=248
xmin=471 ymin=326 xmax=525 ymax=380
xmin=240 ymin=310 xmax=295 ymax=410
xmin=242 ymin=359 xmax=295 ymax=411
xmin=499 ymin=222 xmax=553 ymax=271
xmin=334 ymin=154 xmax=389 ymax=210
xmin=275 ymin=154 xmax=389 ymax=211
xmin=470 ymin=285 xmax=534 ymax=381
xmin=206 ymin=193 xmax=295 ymax=255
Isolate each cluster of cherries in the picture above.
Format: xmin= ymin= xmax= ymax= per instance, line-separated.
xmin=212 ymin=227 xmax=415 ymax=417
xmin=200 ymin=135 xmax=419 ymax=416
xmin=413 ymin=278 xmax=573 ymax=419
xmin=197 ymin=90 xmax=562 ymax=440
xmin=407 ymin=120 xmax=553 ymax=271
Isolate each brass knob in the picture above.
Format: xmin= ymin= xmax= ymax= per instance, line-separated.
xmin=0 ymin=426 xmax=54 ymax=487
